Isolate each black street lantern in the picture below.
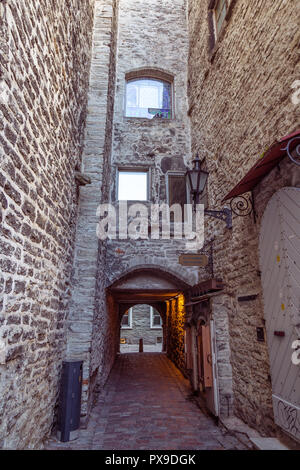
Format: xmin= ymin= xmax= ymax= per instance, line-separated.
xmin=185 ymin=154 xmax=232 ymax=229
xmin=186 ymin=155 xmax=209 ymax=207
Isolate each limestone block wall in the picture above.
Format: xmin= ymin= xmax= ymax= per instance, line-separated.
xmin=66 ymin=0 xmax=198 ymax=419
xmin=88 ymin=0 xmax=121 ymax=414
xmin=66 ymin=0 xmax=120 ymax=419
xmin=113 ymin=0 xmax=191 ymax=162
xmin=211 ymin=295 xmax=234 ymax=419
xmin=106 ymin=0 xmax=197 ymax=283
xmin=220 ymin=159 xmax=300 ymax=434
xmin=165 ymin=295 xmax=186 ymax=374
xmin=106 ymin=238 xmax=199 ymax=287
xmin=0 ymin=0 xmax=95 ymax=449
xmin=188 ymin=0 xmax=300 ymax=434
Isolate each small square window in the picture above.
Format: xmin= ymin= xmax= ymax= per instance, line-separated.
xmin=150 ymin=307 xmax=162 ymax=329
xmin=118 ymin=170 xmax=148 ymax=201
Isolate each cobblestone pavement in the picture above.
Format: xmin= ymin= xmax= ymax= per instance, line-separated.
xmin=45 ymin=353 xmax=247 ymax=450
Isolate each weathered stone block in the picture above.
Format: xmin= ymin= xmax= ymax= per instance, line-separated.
xmin=0 ymin=0 xmax=95 ymax=450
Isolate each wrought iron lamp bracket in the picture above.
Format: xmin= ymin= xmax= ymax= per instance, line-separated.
xmin=204 ymin=208 xmax=232 ymax=229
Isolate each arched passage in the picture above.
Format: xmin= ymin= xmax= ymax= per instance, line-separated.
xmin=106 ymin=266 xmax=190 ymax=374
xmin=75 ymin=265 xmax=194 ymax=420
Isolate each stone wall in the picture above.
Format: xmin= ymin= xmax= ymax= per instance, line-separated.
xmin=2 ymin=0 xmax=296 ymax=449
xmin=68 ymin=0 xmax=198 ymax=419
xmin=66 ymin=0 xmax=120 ymax=419
xmin=211 ymin=294 xmax=234 ymax=419
xmin=120 ymin=304 xmax=163 ymax=345
xmin=105 ymin=0 xmax=198 ymax=285
xmin=0 ymin=0 xmax=95 ymax=448
xmin=188 ymin=0 xmax=300 ymax=435
xmin=165 ymin=295 xmax=186 ymax=374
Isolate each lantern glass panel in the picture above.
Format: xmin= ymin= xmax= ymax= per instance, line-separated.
xmin=189 ymin=171 xmax=199 ymax=192
xmin=199 ymin=171 xmax=208 ymax=193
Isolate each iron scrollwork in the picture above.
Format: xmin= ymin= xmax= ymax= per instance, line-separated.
xmin=230 ymin=194 xmax=253 ymax=217
xmin=282 ymin=136 xmax=300 ymax=166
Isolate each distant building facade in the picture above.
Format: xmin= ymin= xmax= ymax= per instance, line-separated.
xmin=120 ymin=304 xmax=163 ymax=347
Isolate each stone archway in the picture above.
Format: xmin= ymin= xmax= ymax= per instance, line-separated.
xmin=81 ymin=266 xmax=189 ymax=417
xmin=66 ymin=262 xmax=193 ymax=421
xmin=108 ymin=265 xmax=190 ymax=348
xmin=106 ymin=263 xmax=197 ymax=290
xmin=106 ymin=266 xmax=189 ymax=376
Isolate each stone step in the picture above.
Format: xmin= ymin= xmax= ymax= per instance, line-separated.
xmin=250 ymin=437 xmax=291 ymax=450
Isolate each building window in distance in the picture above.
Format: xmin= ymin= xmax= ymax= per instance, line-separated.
xmin=214 ymin=0 xmax=227 ymax=37
xmin=125 ymin=78 xmax=172 ymax=119
xmin=150 ymin=307 xmax=162 ymax=328
xmin=118 ymin=170 xmax=149 ymax=201
xmin=121 ymin=308 xmax=133 ymax=329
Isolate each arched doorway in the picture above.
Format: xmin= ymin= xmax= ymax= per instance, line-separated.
xmin=107 ymin=266 xmax=190 ymax=369
xmin=259 ymin=187 xmax=300 ymax=442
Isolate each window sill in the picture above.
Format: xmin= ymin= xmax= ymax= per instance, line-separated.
xmin=123 ymin=117 xmax=175 ymax=124
xmin=121 ymin=326 xmax=133 ymax=330
xmin=115 ymin=199 xmax=152 ymax=205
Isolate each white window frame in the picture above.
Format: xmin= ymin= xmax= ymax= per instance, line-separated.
xmin=117 ymin=168 xmax=150 ymax=202
xmin=150 ymin=307 xmax=162 ymax=329
xmin=125 ymin=77 xmax=173 ymax=120
xmin=213 ymin=0 xmax=228 ymax=40
xmin=121 ymin=308 xmax=133 ymax=329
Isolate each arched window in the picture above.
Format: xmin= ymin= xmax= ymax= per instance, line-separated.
xmin=125 ymin=77 xmax=172 ymax=119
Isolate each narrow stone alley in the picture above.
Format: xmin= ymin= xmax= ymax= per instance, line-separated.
xmin=45 ymin=353 xmax=247 ymax=450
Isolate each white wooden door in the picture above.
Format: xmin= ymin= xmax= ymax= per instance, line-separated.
xmin=259 ymin=187 xmax=300 ymax=442
xmin=206 ymin=320 xmax=220 ymax=417
xmin=196 ymin=320 xmax=219 ymax=417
